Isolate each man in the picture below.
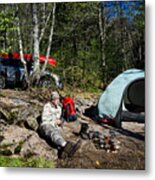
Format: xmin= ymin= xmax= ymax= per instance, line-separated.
xmin=40 ymin=91 xmax=81 ymax=158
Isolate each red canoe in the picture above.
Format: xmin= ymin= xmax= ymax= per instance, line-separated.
xmin=0 ymin=53 xmax=57 ymax=66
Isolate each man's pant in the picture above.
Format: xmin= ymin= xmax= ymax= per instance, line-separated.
xmin=40 ymin=123 xmax=66 ymax=147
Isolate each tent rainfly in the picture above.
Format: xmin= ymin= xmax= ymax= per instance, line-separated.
xmin=97 ymin=69 xmax=145 ymax=128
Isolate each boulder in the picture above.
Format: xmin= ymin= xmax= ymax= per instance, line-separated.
xmin=25 ymin=116 xmax=39 ymax=131
xmin=0 ymin=95 xmax=42 ymax=131
xmin=0 ymin=124 xmax=57 ymax=161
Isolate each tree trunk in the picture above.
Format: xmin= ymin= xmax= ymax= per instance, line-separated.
xmin=32 ymin=3 xmax=40 ymax=81
xmin=16 ymin=5 xmax=30 ymax=87
xmin=41 ymin=2 xmax=56 ymax=74
xmin=39 ymin=4 xmax=52 ymax=44
xmin=119 ymin=2 xmax=127 ymax=71
xmin=98 ymin=3 xmax=107 ymax=83
xmin=121 ymin=26 xmax=128 ymax=71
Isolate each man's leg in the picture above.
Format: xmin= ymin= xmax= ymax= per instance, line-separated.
xmin=40 ymin=124 xmax=67 ymax=147
xmin=40 ymin=123 xmax=81 ymax=159
xmin=50 ymin=127 xmax=67 ymax=147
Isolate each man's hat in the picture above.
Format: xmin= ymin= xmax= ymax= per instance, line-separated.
xmin=51 ymin=91 xmax=60 ymax=100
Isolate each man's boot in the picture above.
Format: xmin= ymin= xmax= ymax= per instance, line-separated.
xmin=79 ymin=123 xmax=89 ymax=139
xmin=58 ymin=140 xmax=81 ymax=159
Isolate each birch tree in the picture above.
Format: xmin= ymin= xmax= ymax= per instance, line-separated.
xmin=98 ymin=2 xmax=107 ymax=83
xmin=16 ymin=5 xmax=30 ymax=87
xmin=39 ymin=4 xmax=52 ymax=44
xmin=41 ymin=2 xmax=56 ymax=74
xmin=32 ymin=3 xmax=40 ymax=81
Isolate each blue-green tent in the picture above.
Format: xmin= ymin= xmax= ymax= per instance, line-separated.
xmin=97 ymin=69 xmax=145 ymax=127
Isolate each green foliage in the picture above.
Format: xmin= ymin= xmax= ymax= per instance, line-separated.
xmin=0 ymin=1 xmax=145 ymax=89
xmin=0 ymin=5 xmax=16 ymax=53
xmin=0 ymin=156 xmax=55 ymax=168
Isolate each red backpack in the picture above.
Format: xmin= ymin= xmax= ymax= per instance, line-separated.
xmin=62 ymin=97 xmax=77 ymax=122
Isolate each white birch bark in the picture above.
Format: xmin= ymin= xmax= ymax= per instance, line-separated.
xmin=41 ymin=2 xmax=56 ymax=74
xmin=39 ymin=4 xmax=52 ymax=44
xmin=16 ymin=5 xmax=30 ymax=86
xmin=32 ymin=3 xmax=40 ymax=79
xmin=98 ymin=3 xmax=107 ymax=82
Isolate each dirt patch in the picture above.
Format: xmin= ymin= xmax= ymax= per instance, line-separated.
xmin=57 ymin=121 xmax=145 ymax=169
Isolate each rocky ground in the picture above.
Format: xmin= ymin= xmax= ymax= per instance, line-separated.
xmin=0 ymin=89 xmax=145 ymax=169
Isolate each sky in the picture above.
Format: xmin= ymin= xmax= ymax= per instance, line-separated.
xmin=102 ymin=0 xmax=144 ymax=21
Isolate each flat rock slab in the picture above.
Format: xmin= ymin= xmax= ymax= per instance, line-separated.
xmin=0 ymin=124 xmax=57 ymax=161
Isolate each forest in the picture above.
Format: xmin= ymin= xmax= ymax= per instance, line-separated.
xmin=0 ymin=1 xmax=145 ymax=91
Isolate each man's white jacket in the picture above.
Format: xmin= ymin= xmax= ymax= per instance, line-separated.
xmin=41 ymin=102 xmax=62 ymax=128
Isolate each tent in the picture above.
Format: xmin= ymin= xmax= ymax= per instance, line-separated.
xmin=97 ymin=69 xmax=145 ymax=128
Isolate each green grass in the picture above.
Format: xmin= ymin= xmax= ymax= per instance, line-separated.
xmin=60 ymin=86 xmax=101 ymax=98
xmin=0 ymin=156 xmax=55 ymax=168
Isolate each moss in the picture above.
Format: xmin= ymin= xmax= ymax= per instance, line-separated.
xmin=0 ymin=156 xmax=55 ymax=168
xmin=14 ymin=145 xmax=22 ymax=154
xmin=10 ymin=109 xmax=18 ymax=120
xmin=0 ymin=142 xmax=14 ymax=148
xmin=0 ymin=149 xmax=12 ymax=156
